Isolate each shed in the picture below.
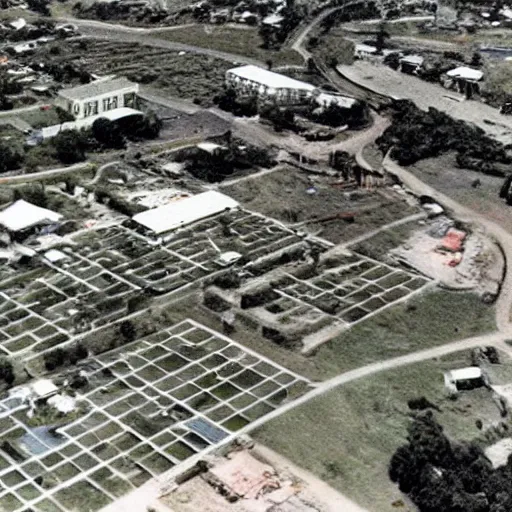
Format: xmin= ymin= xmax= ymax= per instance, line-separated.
xmin=132 ymin=191 xmax=239 ymax=235
xmin=31 ymin=379 xmax=59 ymax=400
xmin=446 ymin=66 xmax=484 ymax=82
xmin=444 ymin=366 xmax=484 ymax=392
xmin=0 ymin=200 xmax=62 ymax=233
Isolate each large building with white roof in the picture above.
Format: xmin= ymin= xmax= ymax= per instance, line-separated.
xmin=0 ymin=200 xmax=62 ymax=233
xmin=132 ymin=191 xmax=239 ymax=236
xmin=226 ymin=65 xmax=316 ymax=105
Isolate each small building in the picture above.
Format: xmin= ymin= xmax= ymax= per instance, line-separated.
xmin=444 ymin=366 xmax=485 ymax=393
xmin=399 ymin=55 xmax=424 ymax=74
xmin=446 ymin=66 xmax=484 ymax=82
xmin=196 ymin=142 xmax=228 ymax=156
xmin=226 ymin=65 xmax=316 ymax=105
xmin=31 ymin=379 xmax=59 ymax=401
xmin=354 ymin=43 xmax=378 ymax=59
xmin=0 ymin=200 xmax=62 ymax=235
xmin=54 ymin=77 xmax=139 ymax=120
xmin=38 ymin=106 xmax=144 ymax=140
xmin=262 ymin=14 xmax=284 ymax=27
xmin=132 ymin=190 xmax=239 ymax=236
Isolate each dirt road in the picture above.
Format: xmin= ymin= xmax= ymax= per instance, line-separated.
xmin=384 ymin=155 xmax=512 ymax=331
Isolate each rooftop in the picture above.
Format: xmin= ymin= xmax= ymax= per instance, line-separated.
xmin=446 ymin=66 xmax=484 ymax=81
xmin=0 ymin=200 xmax=62 ymax=232
xmin=132 ymin=191 xmax=239 ymax=235
xmin=57 ymin=77 xmax=138 ymax=101
xmin=227 ymin=65 xmax=316 ymax=92
xmin=447 ymin=367 xmax=482 ymax=381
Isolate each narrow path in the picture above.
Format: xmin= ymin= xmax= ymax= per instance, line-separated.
xmin=343 ymin=211 xmax=426 ymax=248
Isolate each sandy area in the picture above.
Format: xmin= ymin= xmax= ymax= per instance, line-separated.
xmin=391 ymin=217 xmax=504 ymax=295
xmin=160 ymin=444 xmax=369 ymax=512
xmin=338 ymin=61 xmax=512 ymax=144
xmin=485 ymin=437 xmax=512 ymax=468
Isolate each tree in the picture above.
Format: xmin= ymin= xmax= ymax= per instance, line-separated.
xmin=375 ymin=22 xmax=390 ymax=54
xmin=51 ymin=130 xmax=88 ymax=164
xmin=120 ymin=320 xmax=136 ymax=342
xmin=0 ymin=358 xmax=14 ymax=386
xmin=92 ymin=118 xmax=125 ymax=149
xmin=470 ymin=52 xmax=483 ymax=68
xmin=27 ymin=0 xmax=50 ymax=16
xmin=0 ymin=140 xmax=24 ymax=173
xmin=44 ymin=348 xmax=66 ymax=371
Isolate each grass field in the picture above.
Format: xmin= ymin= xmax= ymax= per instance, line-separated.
xmin=172 ymin=287 xmax=496 ymax=381
xmin=254 ymin=349 xmax=511 ymax=512
xmin=156 ymin=25 xmax=304 ymax=66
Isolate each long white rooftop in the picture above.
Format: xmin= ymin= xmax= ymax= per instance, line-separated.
xmin=227 ymin=65 xmax=316 ymax=92
xmin=446 ymin=66 xmax=484 ymax=81
xmin=0 ymin=200 xmax=62 ymax=232
xmin=132 ymin=191 xmax=239 ymax=235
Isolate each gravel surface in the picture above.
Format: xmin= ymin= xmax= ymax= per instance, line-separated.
xmin=339 ymin=61 xmax=512 ymax=143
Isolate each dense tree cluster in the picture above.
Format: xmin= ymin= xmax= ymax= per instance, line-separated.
xmin=43 ymin=344 xmax=88 ymax=371
xmin=377 ymin=100 xmax=510 ymax=169
xmin=390 ymin=412 xmax=512 ymax=512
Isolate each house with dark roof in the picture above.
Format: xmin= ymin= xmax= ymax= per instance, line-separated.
xmin=54 ymin=77 xmax=139 ymax=120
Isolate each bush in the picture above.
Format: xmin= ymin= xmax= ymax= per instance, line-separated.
xmin=377 ymin=100 xmax=509 ymax=169
xmin=0 ymin=140 xmax=24 ymax=173
xmin=51 ymin=130 xmax=88 ymax=164
xmin=92 ymin=118 xmax=125 ymax=149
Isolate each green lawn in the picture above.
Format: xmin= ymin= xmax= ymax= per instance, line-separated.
xmin=165 ymin=288 xmax=496 ymax=382
xmin=17 ymin=106 xmax=65 ymax=130
xmin=155 ymin=25 xmax=304 ymax=67
xmin=311 ymin=288 xmax=496 ymax=377
xmin=254 ymin=349 xmax=512 ymax=512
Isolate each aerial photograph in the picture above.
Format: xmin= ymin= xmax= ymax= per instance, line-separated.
xmin=1 ymin=0 xmax=512 ymax=509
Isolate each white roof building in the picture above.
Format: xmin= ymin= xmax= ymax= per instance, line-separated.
xmin=0 ymin=200 xmax=62 ymax=232
xmin=132 ymin=191 xmax=239 ymax=235
xmin=262 ymin=14 xmax=284 ymax=26
xmin=31 ymin=379 xmax=59 ymax=399
xmin=39 ymin=107 xmax=143 ymax=140
xmin=54 ymin=77 xmax=139 ymax=121
xmin=400 ymin=55 xmax=424 ymax=67
xmin=446 ymin=66 xmax=484 ymax=81
xmin=447 ymin=367 xmax=482 ymax=381
xmin=226 ymin=65 xmax=315 ymax=105
xmin=314 ymin=92 xmax=357 ymax=109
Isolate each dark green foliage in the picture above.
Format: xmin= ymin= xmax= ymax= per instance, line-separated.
xmin=44 ymin=348 xmax=67 ymax=371
xmin=27 ymin=0 xmax=50 ymax=16
xmin=260 ymin=104 xmax=296 ymax=132
xmin=92 ymin=118 xmax=125 ymax=149
xmin=377 ymin=100 xmax=510 ymax=169
xmin=51 ymin=130 xmax=88 ymax=164
xmin=214 ymin=88 xmax=258 ymax=117
xmin=311 ymin=100 xmax=370 ymax=129
xmin=120 ymin=320 xmax=136 ymax=342
xmin=389 ymin=412 xmax=512 ymax=512
xmin=0 ymin=140 xmax=24 ymax=173
xmin=0 ymin=358 xmax=15 ymax=386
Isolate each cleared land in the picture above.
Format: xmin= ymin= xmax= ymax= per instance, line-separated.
xmin=221 ymin=166 xmax=421 ymax=244
xmin=155 ymin=25 xmax=304 ymax=67
xmin=254 ymin=349 xmax=512 ymax=511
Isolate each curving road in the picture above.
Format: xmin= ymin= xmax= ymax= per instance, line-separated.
xmin=383 ymin=155 xmax=512 ymax=332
